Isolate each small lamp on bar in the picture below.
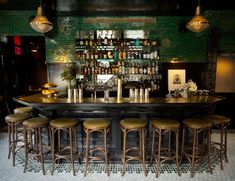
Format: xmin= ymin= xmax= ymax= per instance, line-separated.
xmin=30 ymin=1 xmax=53 ymax=33
xmin=186 ymin=0 xmax=209 ymax=33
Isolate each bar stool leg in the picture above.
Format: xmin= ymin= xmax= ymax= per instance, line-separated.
xmin=191 ymin=128 xmax=197 ymax=178
xmin=51 ymin=127 xmax=55 ymax=175
xmin=141 ymin=128 xmax=147 ymax=176
xmin=38 ymin=127 xmax=45 ymax=175
xmin=121 ymin=127 xmax=126 ymax=176
xmin=69 ymin=127 xmax=75 ymax=176
xmin=149 ymin=128 xmax=156 ymax=166
xmin=208 ymin=128 xmax=212 ymax=174
xmin=176 ymin=129 xmax=180 ymax=176
xmin=84 ymin=129 xmax=90 ymax=177
xmin=220 ymin=125 xmax=224 ymax=170
xmin=156 ymin=129 xmax=162 ymax=177
xmin=225 ymin=126 xmax=228 ymax=163
xmin=104 ymin=128 xmax=110 ymax=176
xmin=7 ymin=123 xmax=11 ymax=159
xmin=12 ymin=123 xmax=16 ymax=166
xmin=23 ymin=126 xmax=28 ymax=173
xmin=181 ymin=127 xmax=186 ymax=164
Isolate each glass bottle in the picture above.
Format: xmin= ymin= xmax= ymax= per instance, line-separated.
xmin=104 ymin=34 xmax=108 ymax=45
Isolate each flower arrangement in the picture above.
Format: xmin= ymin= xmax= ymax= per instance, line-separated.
xmin=185 ymin=79 xmax=198 ymax=92
xmin=181 ymin=79 xmax=197 ymax=98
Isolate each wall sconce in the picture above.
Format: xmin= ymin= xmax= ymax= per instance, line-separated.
xmin=30 ymin=1 xmax=53 ymax=33
xmin=186 ymin=0 xmax=209 ymax=32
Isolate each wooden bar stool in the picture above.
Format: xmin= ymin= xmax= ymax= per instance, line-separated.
xmin=5 ymin=113 xmax=31 ymax=166
xmin=149 ymin=118 xmax=180 ymax=177
xmin=83 ymin=119 xmax=111 ymax=176
xmin=23 ymin=117 xmax=50 ymax=175
xmin=182 ymin=118 xmax=213 ymax=177
xmin=207 ymin=114 xmax=231 ymax=170
xmin=50 ymin=118 xmax=79 ymax=176
xmin=120 ymin=118 xmax=147 ymax=176
xmin=14 ymin=106 xmax=33 ymax=114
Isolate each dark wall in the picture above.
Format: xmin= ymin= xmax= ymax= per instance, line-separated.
xmin=214 ymin=93 xmax=235 ymax=128
xmin=0 ymin=36 xmax=47 ymax=112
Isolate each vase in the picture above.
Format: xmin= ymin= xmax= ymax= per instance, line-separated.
xmin=187 ymin=91 xmax=194 ymax=99
xmin=181 ymin=89 xmax=188 ymax=98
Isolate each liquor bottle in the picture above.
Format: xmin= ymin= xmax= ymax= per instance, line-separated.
xmin=94 ymin=49 xmax=99 ymax=59
xmin=151 ymin=62 xmax=156 ymax=75
xmin=131 ymin=63 xmax=135 ymax=74
xmin=118 ymin=47 xmax=122 ymax=60
xmin=121 ymin=61 xmax=125 ymax=74
xmin=114 ymin=46 xmax=118 ymax=61
xmin=135 ymin=37 xmax=140 ymax=46
xmin=89 ymin=37 xmax=93 ymax=47
xmin=134 ymin=63 xmax=139 ymax=74
xmin=122 ymin=48 xmax=127 ymax=60
xmin=103 ymin=49 xmax=107 ymax=59
xmin=97 ymin=34 xmax=102 ymax=46
xmin=104 ymin=34 xmax=108 ymax=45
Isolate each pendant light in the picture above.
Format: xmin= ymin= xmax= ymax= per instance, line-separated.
xmin=30 ymin=0 xmax=53 ymax=33
xmin=186 ymin=0 xmax=209 ymax=33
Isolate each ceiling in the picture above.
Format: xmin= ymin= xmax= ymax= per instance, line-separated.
xmin=0 ymin=0 xmax=234 ymax=16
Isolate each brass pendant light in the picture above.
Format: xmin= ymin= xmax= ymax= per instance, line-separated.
xmin=30 ymin=0 xmax=53 ymax=33
xmin=186 ymin=0 xmax=209 ymax=32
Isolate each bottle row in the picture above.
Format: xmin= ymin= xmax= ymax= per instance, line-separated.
xmin=75 ymin=37 xmax=157 ymax=47
xmin=77 ymin=61 xmax=160 ymax=75
xmin=76 ymin=48 xmax=159 ymax=61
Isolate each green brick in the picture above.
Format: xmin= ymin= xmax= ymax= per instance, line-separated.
xmin=1 ymin=11 xmax=235 ymax=64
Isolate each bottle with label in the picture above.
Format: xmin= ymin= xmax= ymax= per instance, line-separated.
xmin=104 ymin=34 xmax=108 ymax=45
xmin=114 ymin=46 xmax=118 ymax=61
xmin=103 ymin=49 xmax=107 ymax=59
xmin=97 ymin=34 xmax=102 ymax=46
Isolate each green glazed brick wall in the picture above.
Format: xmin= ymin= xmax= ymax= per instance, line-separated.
xmin=1 ymin=10 xmax=235 ymax=64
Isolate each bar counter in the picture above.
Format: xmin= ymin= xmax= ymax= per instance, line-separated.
xmin=13 ymin=93 xmax=223 ymax=109
xmin=13 ymin=93 xmax=225 ymax=160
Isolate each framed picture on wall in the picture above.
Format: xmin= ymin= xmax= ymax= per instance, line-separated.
xmin=168 ymin=69 xmax=186 ymax=91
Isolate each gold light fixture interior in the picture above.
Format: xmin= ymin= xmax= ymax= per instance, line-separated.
xmin=186 ymin=0 xmax=209 ymax=32
xmin=30 ymin=0 xmax=53 ymax=33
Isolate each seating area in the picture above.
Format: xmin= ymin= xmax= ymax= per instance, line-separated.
xmin=1 ymin=106 xmax=232 ymax=180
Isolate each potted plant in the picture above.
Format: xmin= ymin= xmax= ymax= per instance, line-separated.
xmin=60 ymin=64 xmax=76 ymax=89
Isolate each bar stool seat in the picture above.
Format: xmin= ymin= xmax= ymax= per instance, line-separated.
xmin=150 ymin=118 xmax=180 ymax=177
xmin=50 ymin=118 xmax=78 ymax=128
xmin=152 ymin=118 xmax=180 ymax=129
xmin=14 ymin=107 xmax=33 ymax=114
xmin=208 ymin=115 xmax=230 ymax=125
xmin=182 ymin=118 xmax=213 ymax=177
xmin=183 ymin=118 xmax=212 ymax=129
xmin=23 ymin=117 xmax=50 ymax=175
xmin=120 ymin=118 xmax=147 ymax=129
xmin=5 ymin=113 xmax=31 ymax=123
xmin=83 ymin=119 xmax=110 ymax=129
xmin=120 ymin=118 xmax=147 ymax=176
xmin=206 ymin=114 xmax=231 ymax=170
xmin=83 ymin=119 xmax=111 ymax=176
xmin=50 ymin=118 xmax=79 ymax=176
xmin=5 ymin=113 xmax=32 ymax=166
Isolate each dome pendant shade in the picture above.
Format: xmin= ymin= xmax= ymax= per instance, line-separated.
xmin=30 ymin=5 xmax=53 ymax=33
xmin=186 ymin=6 xmax=209 ymax=32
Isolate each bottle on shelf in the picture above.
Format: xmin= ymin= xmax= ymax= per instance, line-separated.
xmin=104 ymin=34 xmax=108 ymax=46
xmin=97 ymin=34 xmax=102 ymax=46
xmin=114 ymin=46 xmax=118 ymax=61
xmin=103 ymin=49 xmax=107 ymax=59
xmin=110 ymin=34 xmax=113 ymax=46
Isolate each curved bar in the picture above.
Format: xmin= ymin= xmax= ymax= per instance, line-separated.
xmin=13 ymin=93 xmax=225 ymax=161
xmin=13 ymin=93 xmax=224 ymax=109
